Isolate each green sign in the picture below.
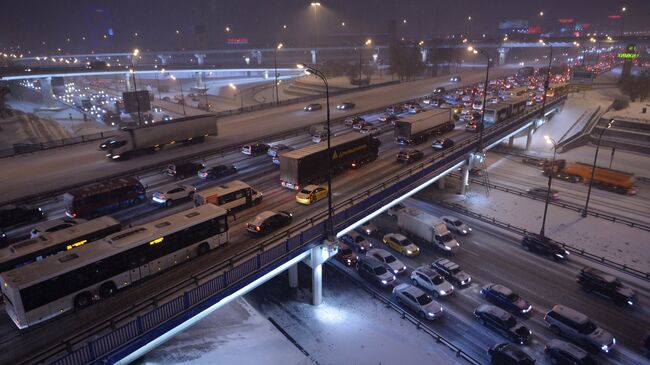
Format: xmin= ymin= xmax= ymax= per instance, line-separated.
xmin=617 ymin=53 xmax=640 ymax=59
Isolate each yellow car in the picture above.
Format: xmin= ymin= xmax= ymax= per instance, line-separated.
xmin=383 ymin=233 xmax=420 ymax=257
xmin=295 ymin=185 xmax=328 ymax=205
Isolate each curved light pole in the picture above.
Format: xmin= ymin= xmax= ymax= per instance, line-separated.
xmin=274 ymin=43 xmax=283 ymax=106
xmin=298 ymin=63 xmax=334 ymax=241
xmin=359 ymin=39 xmax=372 ymax=88
xmin=539 ymin=40 xmax=553 ymax=124
xmin=310 ymin=2 xmax=321 ymax=50
xmin=541 ymin=136 xmax=558 ymax=237
xmin=582 ymin=119 xmax=614 ymax=217
xmin=130 ymin=48 xmax=143 ymax=124
xmin=467 ymin=46 xmax=490 ymax=152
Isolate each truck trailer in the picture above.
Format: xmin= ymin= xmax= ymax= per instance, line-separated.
xmin=396 ymin=207 xmax=459 ymax=253
xmin=543 ymin=160 xmax=636 ymax=195
xmin=279 ymin=133 xmax=380 ymax=190
xmin=106 ymin=114 xmax=218 ymax=160
xmin=394 ymin=109 xmax=455 ymax=145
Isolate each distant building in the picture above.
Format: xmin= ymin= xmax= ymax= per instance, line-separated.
xmin=498 ymin=20 xmax=529 ymax=34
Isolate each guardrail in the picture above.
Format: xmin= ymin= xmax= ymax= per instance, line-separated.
xmin=35 ymin=95 xmax=569 ymax=365
xmin=435 ymin=200 xmax=650 ymax=281
xmin=0 ymin=131 xmax=118 ymax=158
xmin=327 ymin=260 xmax=482 ymax=365
xmin=448 ymin=172 xmax=650 ymax=232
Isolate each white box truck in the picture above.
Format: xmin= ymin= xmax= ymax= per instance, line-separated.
xmin=396 ymin=207 xmax=459 ymax=253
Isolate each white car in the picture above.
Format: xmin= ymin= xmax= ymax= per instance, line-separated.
xmin=359 ymin=126 xmax=380 ymax=136
xmin=368 ymin=248 xmax=406 ymax=275
xmin=410 ymin=266 xmax=454 ymax=297
xmin=30 ymin=218 xmax=87 ymax=238
xmin=151 ymin=184 xmax=196 ymax=206
xmin=441 ymin=216 xmax=472 ymax=235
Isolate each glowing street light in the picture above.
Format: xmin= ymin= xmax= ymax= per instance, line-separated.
xmin=274 ymin=43 xmax=284 ymax=105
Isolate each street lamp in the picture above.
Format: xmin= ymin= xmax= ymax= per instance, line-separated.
xmin=274 ymin=43 xmax=283 ymax=106
xmin=310 ymin=2 xmax=321 ymax=49
xmin=582 ymin=119 xmax=614 ymax=217
xmin=358 ymin=38 xmax=372 ymax=88
xmin=467 ymin=46 xmax=490 ymax=151
xmin=541 ymin=136 xmax=558 ymax=237
xmin=170 ymin=75 xmax=186 ymax=116
xmin=130 ymin=48 xmax=142 ymax=124
xmin=620 ymin=6 xmax=627 ymax=37
xmin=297 ymin=63 xmax=334 ymax=241
xmin=539 ymin=40 xmax=553 ymax=124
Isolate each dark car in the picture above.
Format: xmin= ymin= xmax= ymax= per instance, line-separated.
xmin=577 ymin=267 xmax=636 ymax=306
xmin=356 ymin=255 xmax=396 ymax=288
xmin=198 ymin=164 xmax=237 ymax=180
xmin=396 ymin=148 xmax=424 ymax=163
xmin=340 ymin=231 xmax=372 ymax=252
xmin=335 ymin=242 xmax=358 ymax=267
xmin=352 ymin=120 xmax=372 ymax=130
xmin=481 ymin=284 xmax=532 ymax=315
xmin=522 ymin=233 xmax=570 ymax=260
xmin=304 ymin=103 xmax=322 ymax=111
xmin=241 ymin=142 xmax=270 ymax=156
xmin=450 ymin=75 xmax=461 ymax=83
xmin=336 ymin=102 xmax=356 ymax=110
xmin=433 ymin=87 xmax=446 ymax=94
xmin=165 ymin=161 xmax=205 ymax=179
xmin=545 ymin=339 xmax=599 ymax=365
xmin=99 ymin=138 xmax=119 ymax=150
xmin=0 ymin=205 xmax=46 ymax=229
xmin=344 ymin=116 xmax=365 ymax=127
xmin=474 ymin=304 xmax=532 ymax=345
xmin=431 ymin=258 xmax=472 ymax=287
xmin=245 ymin=210 xmax=292 ymax=235
xmin=386 ymin=105 xmax=405 ymax=115
xmin=527 ymin=187 xmax=559 ymax=200
xmin=432 ymin=138 xmax=454 ymax=151
xmin=488 ymin=343 xmax=535 ymax=365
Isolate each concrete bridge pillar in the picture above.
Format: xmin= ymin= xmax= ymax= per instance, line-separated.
xmin=251 ymin=50 xmax=262 ymax=65
xmin=40 ymin=77 xmax=55 ymax=107
xmin=157 ymin=54 xmax=171 ymax=65
xmin=497 ymin=47 xmax=510 ymax=66
xmin=525 ymin=125 xmax=534 ymax=151
xmin=508 ymin=136 xmax=514 ymax=148
xmin=288 ymin=264 xmax=298 ymax=289
xmin=194 ymin=53 xmax=207 ymax=89
xmin=438 ymin=176 xmax=446 ymax=190
xmin=311 ymin=245 xmax=325 ymax=306
xmin=311 ymin=49 xmax=317 ymax=64
xmin=420 ymin=48 xmax=428 ymax=63
xmin=125 ymin=72 xmax=133 ymax=91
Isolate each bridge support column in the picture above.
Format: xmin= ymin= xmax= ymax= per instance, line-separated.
xmin=288 ymin=264 xmax=298 ymax=289
xmin=125 ymin=72 xmax=133 ymax=91
xmin=311 ymin=49 xmax=317 ymax=64
xmin=310 ymin=245 xmax=325 ymax=306
xmin=194 ymin=54 xmax=207 ymax=90
xmin=525 ymin=125 xmax=534 ymax=151
xmin=157 ymin=54 xmax=171 ymax=65
xmin=508 ymin=136 xmax=514 ymax=148
xmin=420 ymin=48 xmax=428 ymax=63
xmin=437 ymin=176 xmax=446 ymax=190
xmin=497 ymin=47 xmax=510 ymax=66
xmin=460 ymin=160 xmax=471 ymax=195
xmin=251 ymin=50 xmax=262 ymax=65
xmin=40 ymin=77 xmax=55 ymax=108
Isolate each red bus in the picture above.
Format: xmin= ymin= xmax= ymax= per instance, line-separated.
xmin=64 ymin=177 xmax=146 ymax=219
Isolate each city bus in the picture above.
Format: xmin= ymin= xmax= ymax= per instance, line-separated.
xmin=63 ymin=177 xmax=146 ymax=219
xmin=0 ymin=216 xmax=121 ymax=272
xmin=194 ymin=180 xmax=263 ymax=212
xmin=1 ymin=204 xmax=229 ymax=329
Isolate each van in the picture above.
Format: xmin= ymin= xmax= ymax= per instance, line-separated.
xmin=544 ymin=304 xmax=615 ymax=353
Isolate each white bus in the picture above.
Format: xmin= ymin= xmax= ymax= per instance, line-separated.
xmin=194 ymin=180 xmax=263 ymax=212
xmin=0 ymin=216 xmax=121 ymax=273
xmin=1 ymin=204 xmax=228 ymax=329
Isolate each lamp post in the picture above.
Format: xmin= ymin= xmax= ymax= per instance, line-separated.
xmin=297 ymin=63 xmax=334 ymax=241
xmin=359 ymin=39 xmax=372 ymax=88
xmin=170 ymin=75 xmax=186 ymax=116
xmin=467 ymin=46 xmax=490 ymax=151
xmin=582 ymin=119 xmax=614 ymax=217
xmin=539 ymin=40 xmax=554 ymax=123
xmin=274 ymin=43 xmax=283 ymax=106
xmin=310 ymin=2 xmax=321 ymax=49
xmin=541 ymin=136 xmax=558 ymax=237
xmin=620 ymin=6 xmax=627 ymax=37
xmin=130 ymin=48 xmax=142 ymax=124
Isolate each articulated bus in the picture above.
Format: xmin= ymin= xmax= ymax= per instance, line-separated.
xmin=1 ymin=204 xmax=228 ymax=329
xmin=194 ymin=180 xmax=263 ymax=212
xmin=0 ymin=216 xmax=121 ymax=272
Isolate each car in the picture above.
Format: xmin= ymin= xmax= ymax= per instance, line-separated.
xmin=304 ymin=103 xmax=322 ymax=111
xmin=481 ymin=284 xmax=532 ymax=315
xmin=545 ymin=339 xmax=599 ymax=365
xmin=335 ymin=242 xmax=358 ymax=267
xmin=450 ymin=76 xmax=461 ymax=83
xmin=465 ymin=120 xmax=483 ymax=131
xmin=98 ymin=138 xmax=119 ymax=150
xmin=165 ymin=162 xmax=205 ymax=179
xmin=440 ymin=216 xmax=472 ymax=235
xmin=433 ymin=87 xmax=446 ymax=94
xmin=474 ymin=304 xmax=532 ymax=345
xmin=0 ymin=205 xmax=46 ymax=229
xmin=527 ymin=187 xmax=559 ymax=200
xmin=30 ymin=217 xmax=87 ymax=238
xmin=359 ymin=126 xmax=381 ymax=136
xmin=544 ymin=304 xmax=616 ymax=354
xmin=295 ymin=185 xmax=328 ymax=205
xmin=546 ymin=171 xmax=582 ymax=183
xmin=267 ymin=144 xmax=294 ymax=157
xmin=525 ymin=98 xmax=535 ymax=106
xmin=385 ymin=105 xmax=404 ymax=115
xmin=410 ymin=266 xmax=454 ymax=297
xmin=272 ymin=155 xmax=280 ymax=165
xmin=368 ymin=248 xmax=406 ymax=275
xmin=407 ymin=104 xmax=423 ymax=114
xmin=396 ymin=148 xmax=424 ymax=164
xmin=162 ymin=115 xmax=173 ymax=121
xmin=378 ymin=114 xmax=398 ymax=124
xmin=577 ymin=267 xmax=636 ymax=306
xmin=197 ymin=164 xmax=237 ymax=180
xmin=488 ymin=343 xmax=536 ymax=365
xmin=358 ymin=221 xmax=379 ymax=237
xmin=344 ymin=115 xmax=365 ymax=127
xmin=386 ymin=202 xmax=406 ymax=219
xmin=431 ymin=258 xmax=472 ymax=287
xmin=522 ymin=233 xmax=570 ymax=260
xmin=356 ymin=255 xmax=396 ymax=287
xmin=246 ymin=210 xmax=293 ymax=235
xmin=393 ymin=283 xmax=443 ymax=320
xmin=241 ymin=142 xmax=270 ymax=156
xmin=336 ymin=102 xmax=355 ymax=110
xmin=151 ymin=184 xmax=196 ymax=206
xmin=522 ymin=157 xmax=547 ymax=166
xmin=340 ymin=230 xmax=372 ymax=252
xmin=352 ymin=120 xmax=372 ymax=130
xmin=431 ymin=138 xmax=454 ymax=151
xmin=383 ymin=233 xmax=420 ymax=257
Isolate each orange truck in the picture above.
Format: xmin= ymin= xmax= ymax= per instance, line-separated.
xmin=543 ymin=160 xmax=636 ymax=195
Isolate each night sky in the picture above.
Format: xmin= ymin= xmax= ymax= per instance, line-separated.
xmin=1 ymin=0 xmax=647 ymax=53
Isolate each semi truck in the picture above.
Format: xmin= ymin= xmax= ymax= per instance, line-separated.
xmin=483 ymin=97 xmax=527 ymax=124
xmin=395 ymin=207 xmax=459 ymax=253
xmin=394 ymin=109 xmax=455 ymax=145
xmin=105 ymin=114 xmax=218 ymax=160
xmin=279 ymin=133 xmax=380 ymax=190
xmin=543 ymin=160 xmax=636 ymax=195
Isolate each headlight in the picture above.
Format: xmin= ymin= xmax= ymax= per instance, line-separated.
xmin=381 ymin=279 xmax=388 ymax=285
xmin=112 ymin=155 xmax=120 ymax=159
xmin=428 ymin=312 xmax=435 ymax=317
xmin=601 ymin=344 xmax=608 ymax=352
xmin=439 ymin=290 xmax=446 ymax=295
xmin=402 ymin=266 xmax=407 ymax=271
xmin=444 ymin=246 xmax=452 ymax=251
xmin=462 ymin=230 xmax=467 ymax=234
xmin=406 ymin=250 xmax=412 ymax=254
xmin=347 ymin=259 xmax=351 ymax=263
xmin=394 ymin=269 xmax=399 ymax=274
xmin=555 ymin=253 xmax=564 ymax=259
xmin=522 ymin=305 xmax=532 ymax=313
xmin=627 ymin=300 xmax=634 ymax=306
